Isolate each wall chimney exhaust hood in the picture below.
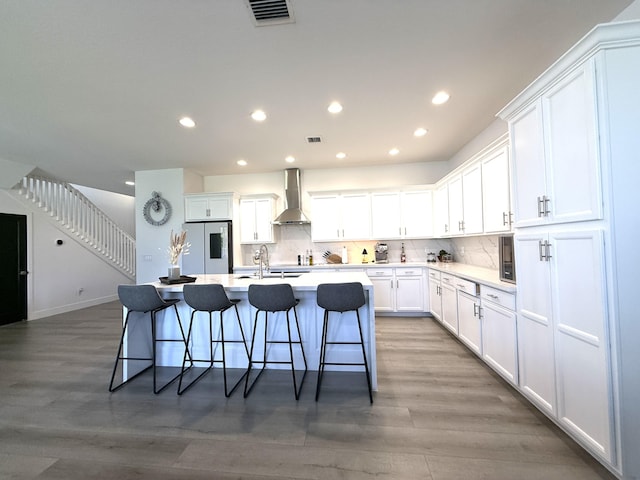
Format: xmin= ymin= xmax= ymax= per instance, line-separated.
xmin=272 ymin=168 xmax=311 ymax=225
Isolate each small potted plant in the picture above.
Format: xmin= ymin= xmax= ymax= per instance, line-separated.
xmin=438 ymin=249 xmax=452 ymax=263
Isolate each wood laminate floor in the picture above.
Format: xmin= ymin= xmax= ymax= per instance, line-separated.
xmin=0 ymin=302 xmax=616 ymax=479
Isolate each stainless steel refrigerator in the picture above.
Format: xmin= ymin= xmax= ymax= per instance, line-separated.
xmin=182 ymin=221 xmax=233 ymax=274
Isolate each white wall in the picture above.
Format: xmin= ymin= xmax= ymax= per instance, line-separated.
xmin=0 ymin=190 xmax=131 ymax=320
xmin=0 ymin=158 xmax=34 ymax=189
xmin=134 ymin=168 xmax=188 ymax=283
xmin=614 ymin=0 xmax=640 ymax=20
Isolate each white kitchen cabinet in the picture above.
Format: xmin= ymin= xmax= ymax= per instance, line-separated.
xmin=427 ymin=269 xmax=442 ymax=322
xmin=311 ymin=193 xmax=371 ymax=241
xmin=515 ymin=232 xmax=556 ymax=415
xmin=239 ymin=195 xmax=276 ymax=244
xmin=370 ymin=192 xmax=400 ymax=238
xmin=185 ymin=193 xmax=234 ymax=221
xmin=461 ymin=163 xmax=483 ymax=234
xmin=370 ymin=190 xmax=433 ymax=239
xmin=481 ymin=144 xmax=512 ymax=233
xmin=401 ymin=191 xmax=433 ymax=238
xmin=395 ymin=268 xmax=424 ymax=312
xmin=515 ymin=229 xmax=612 ymax=458
xmin=366 ymin=268 xmax=394 ymax=312
xmin=445 ymin=165 xmax=482 ymax=236
xmin=509 ymin=63 xmax=601 ymax=228
xmin=440 ymin=274 xmax=458 ymax=334
xmin=481 ymin=285 xmax=517 ymax=385
xmin=456 ymin=278 xmax=481 ymax=355
xmin=447 ymin=175 xmax=464 ymax=235
xmin=367 ymin=267 xmax=426 ymax=313
xmin=433 ymin=183 xmax=449 ymax=237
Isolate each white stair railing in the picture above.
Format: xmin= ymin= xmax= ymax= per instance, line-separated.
xmin=16 ymin=175 xmax=136 ymax=279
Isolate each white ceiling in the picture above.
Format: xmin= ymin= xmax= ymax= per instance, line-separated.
xmin=0 ymin=0 xmax=632 ymax=195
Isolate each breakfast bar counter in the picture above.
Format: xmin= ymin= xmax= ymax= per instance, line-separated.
xmin=124 ymin=272 xmax=377 ymax=389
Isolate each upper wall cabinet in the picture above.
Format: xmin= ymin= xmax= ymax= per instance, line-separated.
xmin=433 ymin=183 xmax=449 ymax=237
xmin=481 ymin=144 xmax=512 ymax=233
xmin=311 ymin=193 xmax=371 ymax=241
xmin=445 ymin=164 xmax=483 ymax=236
xmin=185 ymin=193 xmax=234 ymax=221
xmin=509 ymin=63 xmax=601 ymax=228
xmin=239 ymin=195 xmax=276 ymax=244
xmin=370 ymin=191 xmax=433 ymax=239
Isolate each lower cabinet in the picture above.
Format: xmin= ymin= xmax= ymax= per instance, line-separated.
xmin=515 ymin=228 xmax=613 ymax=461
xmin=367 ymin=267 xmax=426 ymax=313
xmin=457 ymin=279 xmax=481 ymax=355
xmin=480 ymin=285 xmax=517 ymax=385
xmin=440 ymin=274 xmax=458 ymax=334
xmin=427 ymin=269 xmax=442 ymax=321
xmin=368 ymin=269 xmax=394 ymax=312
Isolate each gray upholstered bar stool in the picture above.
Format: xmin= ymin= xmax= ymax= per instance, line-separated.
xmin=110 ymin=284 xmax=191 ymax=394
xmin=244 ymin=284 xmax=308 ymax=400
xmin=315 ymin=282 xmax=373 ymax=403
xmin=177 ymin=283 xmax=250 ymax=397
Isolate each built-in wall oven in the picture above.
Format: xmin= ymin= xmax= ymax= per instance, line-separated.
xmin=499 ymin=235 xmax=516 ymax=284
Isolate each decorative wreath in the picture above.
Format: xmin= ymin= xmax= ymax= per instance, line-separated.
xmin=142 ymin=191 xmax=172 ymax=226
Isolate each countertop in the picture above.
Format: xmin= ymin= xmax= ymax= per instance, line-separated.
xmin=235 ymin=262 xmax=516 ymax=293
xmin=153 ymin=271 xmax=374 ymax=293
xmin=426 ymin=263 xmax=516 ymax=293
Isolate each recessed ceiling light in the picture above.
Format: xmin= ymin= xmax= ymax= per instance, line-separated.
xmin=432 ymin=91 xmax=450 ymax=105
xmin=251 ymin=110 xmax=267 ymax=122
xmin=178 ymin=117 xmax=196 ymax=128
xmin=389 ymin=148 xmax=400 ymax=156
xmin=414 ymin=127 xmax=428 ymax=137
xmin=237 ymin=159 xmax=248 ymax=166
xmin=285 ymin=156 xmax=295 ymax=163
xmin=336 ymin=152 xmax=346 ymax=159
xmin=327 ymin=101 xmax=343 ymax=114
xmin=125 ymin=181 xmax=135 ymax=186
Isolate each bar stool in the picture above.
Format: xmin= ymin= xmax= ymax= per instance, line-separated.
xmin=244 ymin=284 xmax=307 ymax=400
xmin=110 ymin=284 xmax=191 ymax=394
xmin=177 ymin=283 xmax=250 ymax=397
xmin=315 ymin=282 xmax=373 ymax=403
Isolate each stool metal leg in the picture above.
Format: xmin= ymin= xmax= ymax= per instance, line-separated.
xmin=178 ymin=304 xmax=249 ymax=396
xmin=153 ymin=304 xmax=191 ymax=394
xmin=109 ymin=311 xmax=153 ymax=392
xmin=315 ymin=308 xmax=373 ymax=404
xmin=315 ymin=310 xmax=330 ymax=401
xmin=286 ymin=307 xmax=307 ymax=400
xmin=244 ymin=310 xmax=268 ymax=397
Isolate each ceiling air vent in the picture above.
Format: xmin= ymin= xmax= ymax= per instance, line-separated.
xmin=245 ymin=0 xmax=295 ymax=26
xmin=306 ymin=136 xmax=323 ymax=144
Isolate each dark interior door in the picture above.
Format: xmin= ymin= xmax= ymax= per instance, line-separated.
xmin=0 ymin=213 xmax=27 ymax=325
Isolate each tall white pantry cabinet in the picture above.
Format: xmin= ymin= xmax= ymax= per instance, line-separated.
xmin=498 ymin=21 xmax=640 ymax=479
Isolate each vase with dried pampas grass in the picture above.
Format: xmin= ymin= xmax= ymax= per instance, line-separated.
xmin=167 ymin=230 xmax=190 ymax=280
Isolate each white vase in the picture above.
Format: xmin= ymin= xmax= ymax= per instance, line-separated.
xmin=168 ymin=264 xmax=181 ymax=281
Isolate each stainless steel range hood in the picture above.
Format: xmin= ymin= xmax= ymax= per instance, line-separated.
xmin=272 ymin=168 xmax=311 ymax=225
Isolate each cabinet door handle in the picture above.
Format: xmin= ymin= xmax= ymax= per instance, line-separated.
xmin=473 ymin=303 xmax=478 ymax=317
xmin=543 ymin=195 xmax=551 ymax=216
xmin=478 ymin=306 xmax=483 ymax=319
xmin=444 ymin=224 xmax=448 ymax=233
xmin=509 ymin=212 xmax=514 ymax=225
xmin=502 ymin=212 xmax=508 ymax=226
xmin=539 ymin=240 xmax=546 ymax=261
xmin=537 ymin=196 xmax=544 ymax=217
xmin=545 ymin=241 xmax=552 ymax=261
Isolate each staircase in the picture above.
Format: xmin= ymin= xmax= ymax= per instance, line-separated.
xmin=15 ymin=175 xmax=136 ymax=280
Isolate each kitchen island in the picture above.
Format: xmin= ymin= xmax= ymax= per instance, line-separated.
xmin=122 ymin=271 xmax=377 ymax=389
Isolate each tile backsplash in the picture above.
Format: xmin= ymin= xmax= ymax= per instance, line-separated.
xmin=239 ymin=224 xmax=500 ymax=270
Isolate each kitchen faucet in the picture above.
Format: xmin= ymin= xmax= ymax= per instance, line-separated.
xmin=258 ymin=244 xmax=270 ymax=279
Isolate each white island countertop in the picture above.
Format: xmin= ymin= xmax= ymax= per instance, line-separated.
xmin=153 ymin=271 xmax=373 ymax=293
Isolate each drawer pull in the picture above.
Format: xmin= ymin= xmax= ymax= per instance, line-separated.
xmin=487 ymin=294 xmax=499 ymax=299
